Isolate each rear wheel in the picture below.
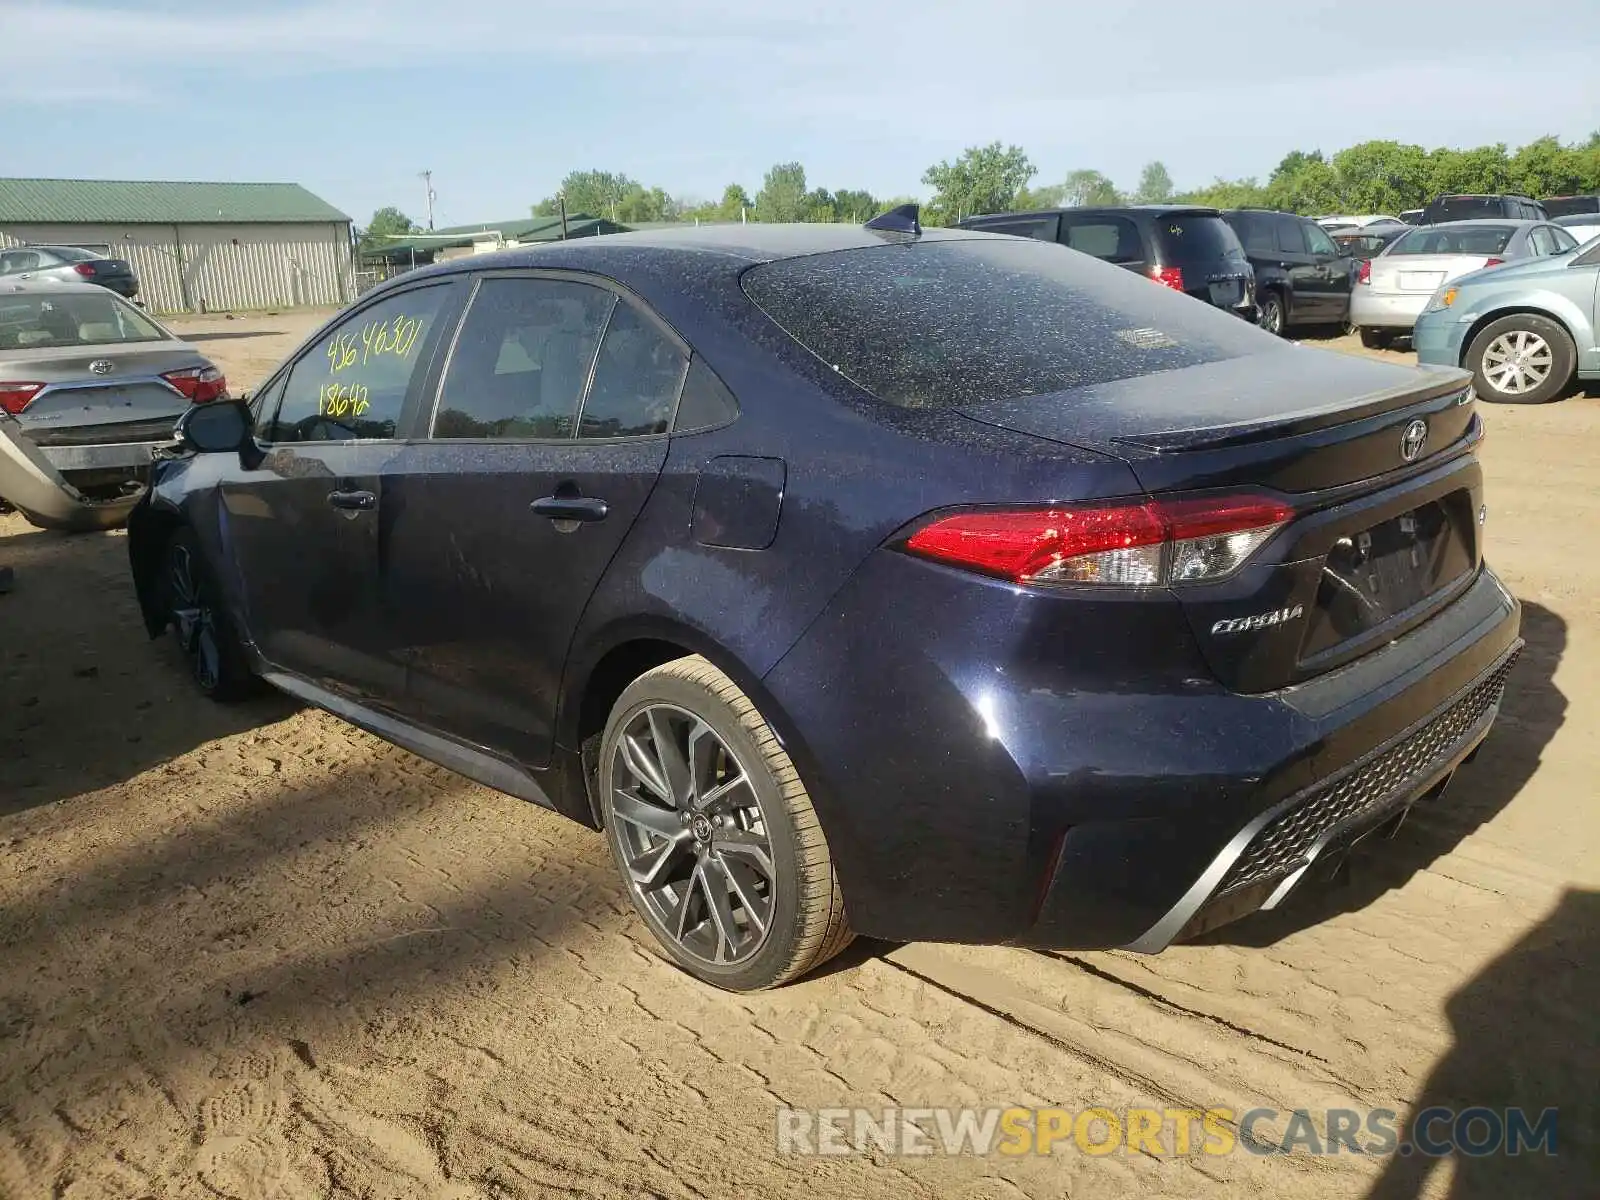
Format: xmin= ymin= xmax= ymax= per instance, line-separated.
xmin=1358 ymin=327 xmax=1395 ymax=351
xmin=1257 ymin=291 xmax=1286 ymax=336
xmin=164 ymin=526 xmax=257 ymax=701
xmin=598 ymin=655 xmax=852 ymax=990
xmin=1466 ymin=315 xmax=1575 ymax=405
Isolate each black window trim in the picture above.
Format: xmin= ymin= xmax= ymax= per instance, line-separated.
xmin=421 ymin=266 xmax=698 ymax=447
xmin=255 ymin=275 xmax=465 ymax=447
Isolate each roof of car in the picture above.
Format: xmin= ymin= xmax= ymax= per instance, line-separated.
xmin=1411 ymin=219 xmax=1539 ymax=230
xmin=964 ymin=204 xmax=1219 ymax=221
xmin=402 ymin=223 xmax=990 ymax=277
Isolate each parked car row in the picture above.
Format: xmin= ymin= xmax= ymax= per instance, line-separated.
xmin=0 ymin=280 xmax=225 ymax=529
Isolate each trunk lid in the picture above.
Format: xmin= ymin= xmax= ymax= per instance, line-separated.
xmin=1369 ymin=252 xmax=1498 ymax=294
xmin=957 ymin=349 xmax=1483 ymax=692
xmin=7 ymin=340 xmax=208 ymax=436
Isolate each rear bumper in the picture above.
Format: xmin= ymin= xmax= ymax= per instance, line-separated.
xmin=39 ymin=438 xmax=169 ymax=474
xmin=0 ymin=417 xmax=141 ymax=529
xmin=1350 ymin=289 xmax=1431 ymax=330
xmin=761 ymin=553 xmax=1522 ymax=950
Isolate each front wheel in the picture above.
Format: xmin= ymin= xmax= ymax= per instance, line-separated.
xmin=1466 ymin=315 xmax=1576 ymax=405
xmin=598 ymin=656 xmax=852 ymax=990
xmin=164 ymin=527 xmax=258 ymax=701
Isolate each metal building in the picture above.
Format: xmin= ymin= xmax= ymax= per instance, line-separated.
xmin=0 ymin=178 xmax=355 ymax=314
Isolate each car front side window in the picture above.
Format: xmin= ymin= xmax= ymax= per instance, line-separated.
xmin=263 ymin=284 xmax=450 ymax=443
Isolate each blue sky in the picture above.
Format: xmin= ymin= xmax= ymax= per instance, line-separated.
xmin=3 ymin=0 xmax=1597 ymax=228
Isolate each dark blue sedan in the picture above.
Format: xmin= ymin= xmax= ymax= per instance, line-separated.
xmin=127 ymin=212 xmax=1523 ymax=990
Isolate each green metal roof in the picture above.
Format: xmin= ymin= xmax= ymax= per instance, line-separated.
xmin=0 ymin=178 xmax=351 ymax=225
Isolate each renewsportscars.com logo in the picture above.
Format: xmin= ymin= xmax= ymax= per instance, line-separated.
xmin=776 ymin=1105 xmax=1560 ymax=1159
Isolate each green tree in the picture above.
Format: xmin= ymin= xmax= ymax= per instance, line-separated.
xmin=754 ymin=162 xmax=808 ymax=222
xmin=922 ymin=142 xmax=1036 ymax=223
xmin=1174 ymin=177 xmax=1269 ymax=209
xmin=535 ymin=170 xmax=639 ymax=220
xmin=614 ymin=184 xmax=677 ymax=223
xmin=801 ymin=187 xmax=837 ymax=222
xmin=1132 ymin=161 xmax=1174 ymax=204
xmin=1015 ymin=182 xmax=1068 ymax=209
xmin=1060 ymin=169 xmax=1121 ymax=207
xmin=357 ymin=206 xmax=419 ymax=256
xmin=1329 ymin=141 xmax=1431 ymax=212
xmin=717 ymin=184 xmax=753 ymax=221
xmin=1508 ymin=136 xmax=1588 ymax=198
xmin=832 ymin=188 xmax=880 ymax=223
xmin=1427 ymin=145 xmax=1512 ymax=198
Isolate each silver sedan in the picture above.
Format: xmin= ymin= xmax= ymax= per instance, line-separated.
xmin=0 ymin=280 xmax=226 ymax=529
xmin=1349 ymin=220 xmax=1581 ymax=349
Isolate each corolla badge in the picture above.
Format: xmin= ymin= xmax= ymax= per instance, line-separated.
xmin=89 ymin=359 xmax=115 ymax=375
xmin=1211 ymin=604 xmax=1305 ymax=636
xmin=1400 ymin=418 xmax=1428 ymax=462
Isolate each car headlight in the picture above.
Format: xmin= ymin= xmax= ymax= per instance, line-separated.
xmin=1424 ymin=286 xmax=1459 ymax=315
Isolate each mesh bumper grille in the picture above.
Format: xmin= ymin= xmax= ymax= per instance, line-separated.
xmin=1217 ymin=649 xmax=1521 ymax=898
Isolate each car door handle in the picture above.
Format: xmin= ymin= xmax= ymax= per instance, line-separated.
xmin=327 ymin=489 xmax=376 ymax=511
xmin=531 ymin=494 xmax=609 ymax=523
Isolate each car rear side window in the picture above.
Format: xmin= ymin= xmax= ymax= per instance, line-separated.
xmin=265 ymin=284 xmax=450 ymax=443
xmin=432 ymin=277 xmax=614 ymax=439
xmin=1229 ymin=212 xmax=1275 ymax=254
xmin=1274 ymin=215 xmax=1306 ymax=255
xmin=1151 ymin=214 xmax=1244 ymax=266
xmin=741 ymin=238 xmax=1268 ymax=411
xmin=1061 ymin=216 xmax=1142 ymax=263
xmin=1304 ymin=224 xmax=1339 ymax=256
xmin=578 ymin=303 xmax=688 ymax=439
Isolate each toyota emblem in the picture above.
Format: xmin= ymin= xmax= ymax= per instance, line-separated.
xmin=1400 ymin=418 xmax=1428 ymax=463
xmin=88 ymin=359 xmax=115 ymax=376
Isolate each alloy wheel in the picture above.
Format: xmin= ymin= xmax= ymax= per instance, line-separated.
xmin=1482 ymin=331 xmax=1553 ymax=395
xmin=608 ymin=703 xmax=776 ymax=966
xmin=168 ymin=542 xmax=221 ymax=691
xmin=1260 ymin=297 xmax=1284 ymax=335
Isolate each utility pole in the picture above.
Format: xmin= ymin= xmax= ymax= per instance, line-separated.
xmin=419 ymin=170 xmax=436 ymax=231
xmin=558 ymin=191 xmax=569 ymax=240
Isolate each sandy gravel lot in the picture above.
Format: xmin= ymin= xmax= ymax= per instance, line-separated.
xmin=1 ymin=311 xmax=1595 ymax=1198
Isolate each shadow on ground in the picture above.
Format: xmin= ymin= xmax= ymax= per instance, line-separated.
xmin=0 ymin=523 xmax=293 ymax=816
xmin=1363 ymin=887 xmax=1597 ymax=1198
xmin=1201 ymin=600 xmax=1566 ymax=947
xmin=180 ymin=330 xmax=281 ymax=344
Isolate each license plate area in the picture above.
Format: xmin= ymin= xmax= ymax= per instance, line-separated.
xmin=1299 ymin=492 xmax=1476 ymax=662
xmin=1400 ymin=271 xmax=1445 ymax=291
xmin=1208 ymin=279 xmax=1243 ymax=307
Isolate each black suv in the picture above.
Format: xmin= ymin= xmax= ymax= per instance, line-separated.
xmin=1540 ymin=195 xmax=1600 ymax=219
xmin=957 ymin=205 xmax=1255 ymax=318
xmin=1422 ymin=194 xmax=1547 ymax=224
xmin=1221 ymin=209 xmax=1354 ymax=335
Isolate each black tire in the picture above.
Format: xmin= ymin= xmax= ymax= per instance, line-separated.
xmin=598 ymin=655 xmax=852 ymax=990
xmin=1257 ymin=291 xmax=1286 ymax=336
xmin=1358 ymin=327 xmax=1395 ymax=351
xmin=163 ymin=526 xmax=258 ymax=701
xmin=1465 ymin=314 xmax=1576 ymax=405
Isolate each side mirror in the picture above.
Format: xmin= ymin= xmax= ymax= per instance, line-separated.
xmin=175 ymin=399 xmax=261 ymax=467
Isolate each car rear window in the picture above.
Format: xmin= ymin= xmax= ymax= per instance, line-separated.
xmin=1389 ymin=226 xmax=1516 ymax=256
xmin=42 ymin=246 xmax=99 ymax=263
xmin=0 ymin=291 xmax=167 ymax=350
xmin=1426 ymin=198 xmax=1507 ymax=222
xmin=1151 ymin=214 xmax=1246 ymax=267
xmin=740 ymin=238 xmax=1269 ymax=411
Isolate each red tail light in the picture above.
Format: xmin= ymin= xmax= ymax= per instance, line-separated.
xmin=162 ymin=365 xmax=227 ymax=403
xmin=0 ymin=382 xmax=44 ymax=415
xmin=903 ymin=494 xmax=1294 ymax=587
xmin=1483 ymin=257 xmax=1504 ymax=268
xmin=1356 ymin=259 xmax=1371 ymax=285
xmin=72 ymin=262 xmax=96 ymax=276
xmin=1150 ymin=266 xmax=1185 ymax=291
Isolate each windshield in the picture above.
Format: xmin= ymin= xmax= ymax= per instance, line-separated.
xmin=741 ymin=237 xmax=1271 ymax=411
xmin=1389 ymin=226 xmax=1516 ymax=256
xmin=0 ymin=291 xmax=168 ymax=350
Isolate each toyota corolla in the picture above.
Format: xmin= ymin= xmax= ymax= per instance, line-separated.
xmin=128 ymin=212 xmax=1522 ymax=991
